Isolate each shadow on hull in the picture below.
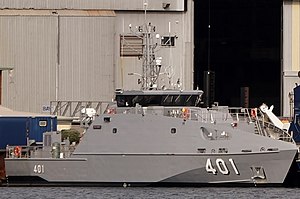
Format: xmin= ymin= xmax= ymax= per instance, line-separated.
xmin=1 ymin=176 xmax=287 ymax=188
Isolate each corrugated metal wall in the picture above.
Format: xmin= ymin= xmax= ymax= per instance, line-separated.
xmin=115 ymin=0 xmax=194 ymax=90
xmin=0 ymin=15 xmax=57 ymax=112
xmin=283 ymin=1 xmax=300 ymax=117
xmin=0 ymin=11 xmax=115 ymax=113
xmin=59 ymin=16 xmax=115 ymax=101
xmin=0 ymin=0 xmax=193 ymax=114
xmin=0 ymin=0 xmax=185 ymax=11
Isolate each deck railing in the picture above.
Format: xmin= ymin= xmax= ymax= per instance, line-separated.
xmin=113 ymin=106 xmax=293 ymax=142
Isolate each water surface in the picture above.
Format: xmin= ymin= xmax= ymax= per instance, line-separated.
xmin=0 ymin=187 xmax=300 ymax=199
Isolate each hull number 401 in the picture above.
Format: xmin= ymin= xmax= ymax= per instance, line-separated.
xmin=206 ymin=158 xmax=239 ymax=175
xmin=33 ymin=164 xmax=45 ymax=174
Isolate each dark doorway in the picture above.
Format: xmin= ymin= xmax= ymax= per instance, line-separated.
xmin=194 ymin=0 xmax=282 ymax=115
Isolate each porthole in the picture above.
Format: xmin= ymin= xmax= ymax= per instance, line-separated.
xmin=260 ymin=147 xmax=266 ymax=151
xmin=93 ymin=125 xmax=102 ymax=129
xmin=104 ymin=117 xmax=111 ymax=122
xmin=197 ymin=148 xmax=206 ymax=153
xmin=171 ymin=128 xmax=176 ymax=134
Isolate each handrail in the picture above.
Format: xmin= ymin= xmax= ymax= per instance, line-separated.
xmin=6 ymin=144 xmax=76 ymax=159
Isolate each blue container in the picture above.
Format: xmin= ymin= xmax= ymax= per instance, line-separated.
xmin=0 ymin=116 xmax=57 ymax=149
xmin=28 ymin=117 xmax=57 ymax=143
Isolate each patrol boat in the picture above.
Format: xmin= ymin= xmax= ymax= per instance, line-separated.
xmin=4 ymin=21 xmax=298 ymax=187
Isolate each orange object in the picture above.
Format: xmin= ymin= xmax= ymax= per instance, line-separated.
xmin=14 ymin=146 xmax=21 ymax=157
xmin=182 ymin=108 xmax=190 ymax=120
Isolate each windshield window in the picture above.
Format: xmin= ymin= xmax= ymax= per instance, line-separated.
xmin=116 ymin=95 xmax=199 ymax=107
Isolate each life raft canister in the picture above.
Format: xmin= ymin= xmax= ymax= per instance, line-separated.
xmin=14 ymin=146 xmax=21 ymax=157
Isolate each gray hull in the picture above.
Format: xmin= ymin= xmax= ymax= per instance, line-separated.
xmin=5 ymin=149 xmax=296 ymax=186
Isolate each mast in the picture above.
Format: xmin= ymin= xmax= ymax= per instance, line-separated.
xmin=127 ymin=1 xmax=163 ymax=90
xmin=141 ymin=23 xmax=160 ymax=90
xmin=130 ymin=0 xmax=161 ymax=90
xmin=140 ymin=1 xmax=161 ymax=90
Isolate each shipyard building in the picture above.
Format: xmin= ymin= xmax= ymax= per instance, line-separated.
xmin=0 ymin=0 xmax=299 ymax=117
xmin=0 ymin=0 xmax=194 ymax=115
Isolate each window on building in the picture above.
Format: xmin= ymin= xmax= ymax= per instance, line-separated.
xmin=161 ymin=36 xmax=175 ymax=46
xmin=120 ymin=35 xmax=143 ymax=57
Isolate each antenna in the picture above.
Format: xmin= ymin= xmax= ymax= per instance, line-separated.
xmin=144 ymin=0 xmax=148 ymax=22
xmin=130 ymin=1 xmax=161 ymax=90
xmin=203 ymin=0 xmax=215 ymax=107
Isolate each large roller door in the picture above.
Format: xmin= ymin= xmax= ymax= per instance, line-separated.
xmin=194 ymin=0 xmax=282 ymax=115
